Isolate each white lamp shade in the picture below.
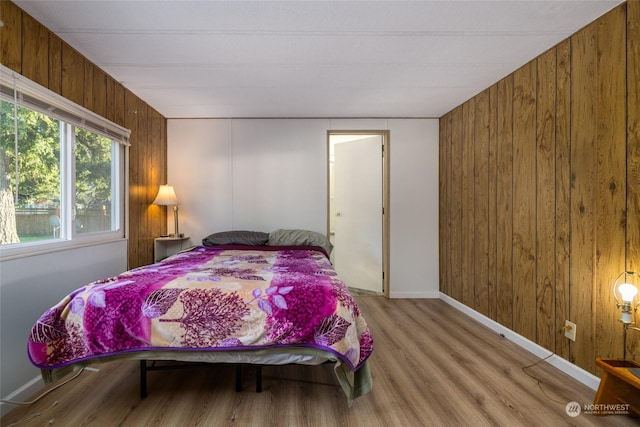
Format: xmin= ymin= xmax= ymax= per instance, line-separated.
xmin=153 ymin=185 xmax=178 ymax=206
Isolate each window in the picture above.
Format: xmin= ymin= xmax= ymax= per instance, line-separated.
xmin=74 ymin=127 xmax=120 ymax=235
xmin=0 ymin=65 xmax=129 ymax=257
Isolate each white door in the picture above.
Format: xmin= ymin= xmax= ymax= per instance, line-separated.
xmin=332 ymin=135 xmax=383 ymax=293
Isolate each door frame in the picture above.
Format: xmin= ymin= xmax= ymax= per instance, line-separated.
xmin=326 ymin=130 xmax=390 ymax=297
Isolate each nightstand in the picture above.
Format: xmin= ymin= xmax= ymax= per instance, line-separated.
xmin=593 ymin=358 xmax=640 ymax=416
xmin=154 ymin=235 xmax=190 ymax=262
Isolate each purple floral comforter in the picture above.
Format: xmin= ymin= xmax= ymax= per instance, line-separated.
xmin=28 ymin=246 xmax=373 ymax=375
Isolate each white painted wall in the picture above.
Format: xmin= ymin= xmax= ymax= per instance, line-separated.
xmin=0 ymin=240 xmax=127 ymax=416
xmin=167 ymin=119 xmax=234 ymax=238
xmin=167 ymin=118 xmax=439 ymax=299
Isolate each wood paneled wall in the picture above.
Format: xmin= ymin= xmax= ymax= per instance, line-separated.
xmin=1 ymin=1 xmax=167 ymax=268
xmin=439 ymin=2 xmax=640 ymax=375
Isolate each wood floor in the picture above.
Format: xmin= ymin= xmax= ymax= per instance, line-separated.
xmin=3 ymin=297 xmax=638 ymax=426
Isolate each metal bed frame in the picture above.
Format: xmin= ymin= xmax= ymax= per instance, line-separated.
xmin=139 ymin=360 xmax=263 ymax=398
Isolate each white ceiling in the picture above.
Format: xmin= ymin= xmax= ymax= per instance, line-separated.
xmin=13 ymin=0 xmax=623 ymax=119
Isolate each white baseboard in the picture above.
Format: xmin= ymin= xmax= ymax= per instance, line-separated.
xmin=390 ymin=290 xmax=440 ymax=299
xmin=1 ymin=375 xmax=44 ymax=417
xmin=439 ymin=292 xmax=600 ymax=391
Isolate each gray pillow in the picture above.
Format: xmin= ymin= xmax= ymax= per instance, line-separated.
xmin=268 ymin=229 xmax=333 ymax=255
xmin=202 ymin=230 xmax=269 ymax=246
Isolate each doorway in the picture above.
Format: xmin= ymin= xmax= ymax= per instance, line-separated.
xmin=327 ymin=131 xmax=389 ymax=297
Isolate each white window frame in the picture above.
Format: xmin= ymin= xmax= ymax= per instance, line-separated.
xmin=0 ymin=65 xmax=130 ymax=261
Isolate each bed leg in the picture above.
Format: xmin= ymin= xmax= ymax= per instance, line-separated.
xmin=235 ymin=365 xmax=242 ymax=392
xmin=256 ymin=366 xmax=262 ymax=393
xmin=140 ymin=360 xmax=148 ymax=399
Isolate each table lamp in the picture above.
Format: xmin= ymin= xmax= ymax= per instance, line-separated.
xmin=612 ymin=271 xmax=640 ymax=360
xmin=153 ymin=185 xmax=180 ymax=238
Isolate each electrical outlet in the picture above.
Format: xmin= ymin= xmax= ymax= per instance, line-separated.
xmin=564 ymin=320 xmax=576 ymax=341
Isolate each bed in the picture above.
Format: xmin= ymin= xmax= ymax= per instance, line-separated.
xmin=27 ymin=229 xmax=373 ymax=402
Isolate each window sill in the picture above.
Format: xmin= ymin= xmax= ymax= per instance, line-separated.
xmin=0 ymin=234 xmax=127 ymax=262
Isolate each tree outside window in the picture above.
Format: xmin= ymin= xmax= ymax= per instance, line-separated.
xmin=0 ymin=99 xmax=117 ymax=245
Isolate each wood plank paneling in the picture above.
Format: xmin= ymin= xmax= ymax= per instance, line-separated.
xmin=512 ymin=60 xmax=537 ymax=342
xmin=149 ymin=107 xmax=167 ymax=231
xmin=0 ymin=1 xmax=22 ymax=72
xmin=594 ymin=5 xmax=627 ymax=362
xmin=21 ymin=12 xmax=49 ymax=87
xmin=461 ymin=100 xmax=475 ymax=307
xmin=94 ymin=67 xmax=108 ymax=117
xmin=126 ymin=102 xmax=169 ymax=268
xmin=488 ymin=84 xmax=498 ymax=321
xmin=84 ymin=62 xmax=95 ymax=111
xmin=474 ymin=89 xmax=490 ymax=316
xmin=535 ymin=48 xmax=556 ymax=351
xmin=83 ymin=63 xmax=108 ymax=117
xmin=61 ymin=43 xmax=85 ymax=106
xmin=126 ymin=90 xmax=146 ymax=267
xmin=444 ymin=113 xmax=453 ymax=298
xmin=496 ymin=75 xmax=514 ymax=329
xmin=627 ymin=0 xmax=640 ymax=360
xmin=48 ymin=34 xmax=62 ymax=94
xmin=440 ymin=3 xmax=637 ymax=374
xmin=555 ymin=39 xmax=571 ymax=360
xmin=570 ymin=20 xmax=597 ymax=371
xmin=90 ymin=65 xmax=107 ymax=117
xmin=439 ymin=113 xmax=451 ymax=296
xmin=449 ymin=106 xmax=464 ymax=303
xmin=449 ymin=4 xmax=638 ymax=377
xmin=114 ymin=82 xmax=126 ymax=128
xmin=138 ymin=103 xmax=153 ymax=259
xmin=105 ymin=76 xmax=116 ymax=123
